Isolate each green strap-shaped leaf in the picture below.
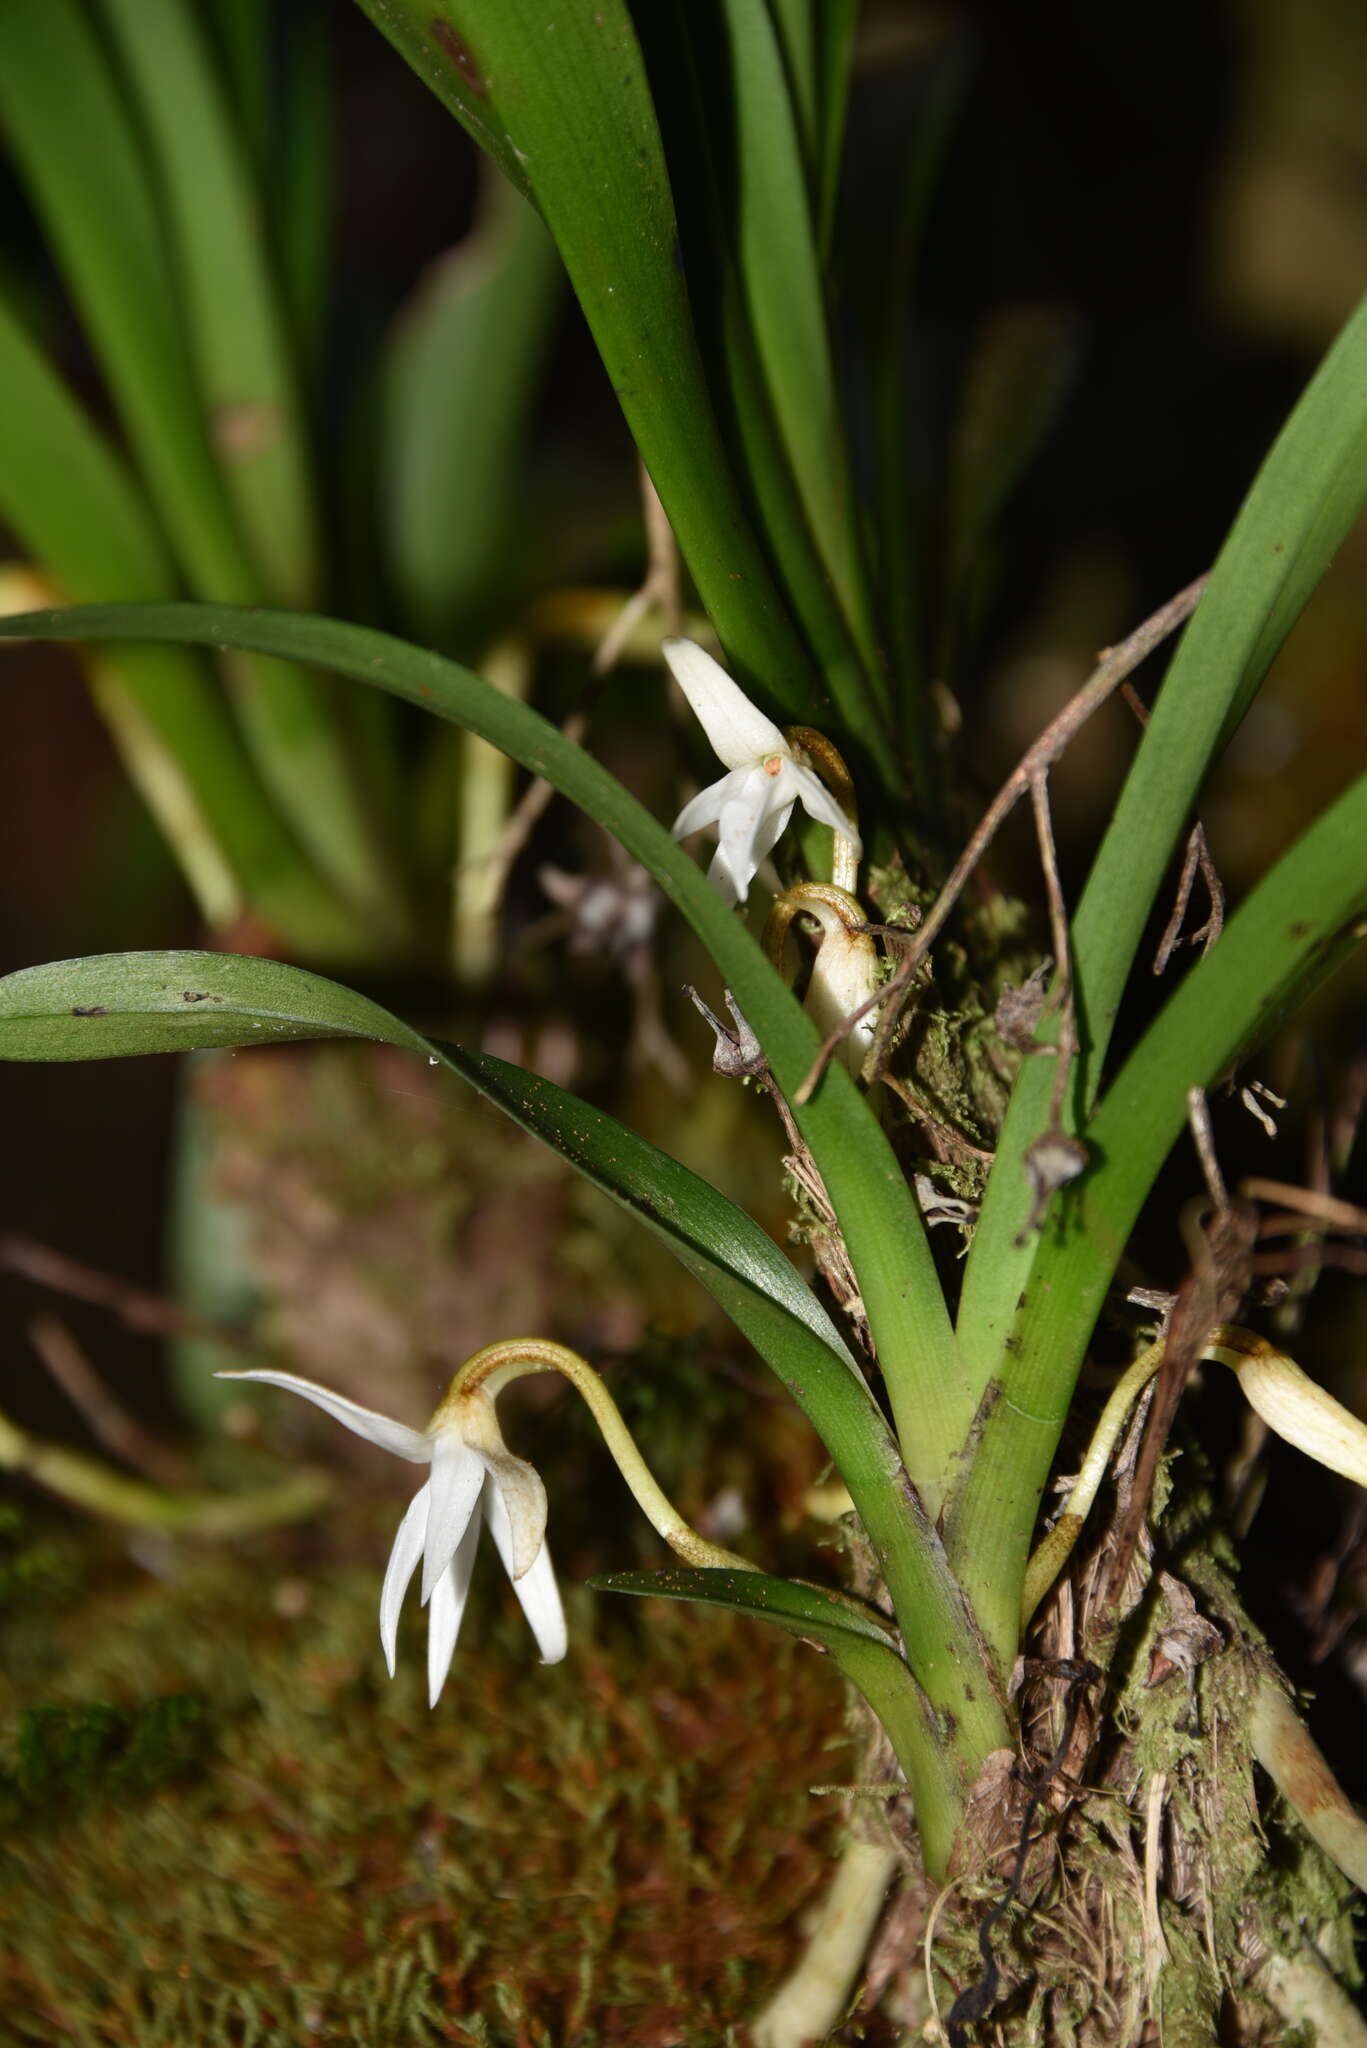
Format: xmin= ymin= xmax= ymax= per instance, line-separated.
xmin=718 ymin=0 xmax=881 ymax=709
xmin=0 ymin=303 xmax=367 ymax=958
xmin=0 ymin=596 xmax=970 ymax=1506
xmin=948 ymin=766 xmax=1367 ymax=1667
xmin=767 ymin=1 xmax=818 ymax=192
xmin=428 ymin=1038 xmax=862 ymax=1380
xmin=0 ymin=0 xmax=252 ymax=601
xmin=0 ymin=942 xmax=1008 ymax=1837
xmin=590 ymin=1564 xmax=965 ymax=1873
xmin=812 ymin=0 xmax=858 ymax=257
xmin=274 ymin=1 xmax=333 ymax=377
xmin=95 ymin=0 xmax=321 ymax=607
xmin=202 ymin=0 xmax=272 ymax=173
xmin=381 ymin=171 xmax=561 ymax=642
xmin=0 ymin=947 xmax=857 ymax=1392
xmin=591 ymin=1566 xmax=902 ymax=1655
xmin=635 ymin=4 xmax=881 ymax=774
xmin=958 ymin=286 xmax=1367 ymax=1390
xmin=353 ymin=0 xmax=818 ymax=720
xmin=0 ymin=2 xmax=405 ymax=937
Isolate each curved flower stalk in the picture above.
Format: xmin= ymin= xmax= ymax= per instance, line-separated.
xmin=1020 ymin=1323 xmax=1367 ymax=1627
xmin=665 ymin=637 xmax=860 ymax=904
xmin=218 ymin=1365 xmax=566 ymax=1702
xmin=443 ymin=1337 xmax=757 ymax=1574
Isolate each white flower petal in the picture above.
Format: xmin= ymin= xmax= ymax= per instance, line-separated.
xmin=748 ymin=790 xmax=797 ymax=872
xmin=671 ymin=765 xmax=749 ymax=842
xmin=420 ymin=1435 xmax=486 ymax=1603
xmin=379 ymin=1483 xmax=429 ymax=1676
xmin=704 ymin=842 xmax=743 ymax=904
xmin=787 ymin=762 xmax=861 ymax=853
xmin=484 ymin=1481 xmax=567 ymax=1664
xmin=511 ymin=1543 xmax=568 ymax=1664
xmin=477 ymin=1450 xmax=548 ymax=1582
xmin=215 ymin=1368 xmax=431 ymax=1462
xmin=714 ymin=775 xmax=791 ymax=904
xmin=663 ymin=638 xmax=787 ymax=769
xmin=426 ymin=1513 xmax=481 ymax=1707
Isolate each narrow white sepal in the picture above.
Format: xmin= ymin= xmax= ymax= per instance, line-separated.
xmin=1234 ymin=1351 xmax=1367 ymax=1488
xmin=715 ymin=775 xmax=783 ymax=903
xmin=662 ymin=638 xmax=786 ymax=768
xmin=788 ymin=761 xmax=861 ymax=852
xmin=429 ymin=1512 xmax=482 ymax=1707
xmin=215 ymin=1368 xmax=432 ymax=1463
xmin=484 ymin=1482 xmax=567 ymax=1664
xmin=672 ymin=765 xmax=748 ymax=842
xmin=420 ymin=1435 xmax=486 ymax=1604
xmin=379 ymin=1484 xmax=429 ymax=1676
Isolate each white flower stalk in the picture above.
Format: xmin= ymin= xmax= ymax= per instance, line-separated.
xmin=218 ymin=1367 xmax=566 ymax=1703
xmin=664 ymin=637 xmax=860 ymax=904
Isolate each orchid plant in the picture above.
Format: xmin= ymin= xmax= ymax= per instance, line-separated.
xmin=1 ymin=3 xmax=1366 ymax=2041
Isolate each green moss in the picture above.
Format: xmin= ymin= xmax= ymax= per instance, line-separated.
xmin=1 ymin=1514 xmax=855 ymax=2046
xmin=0 ymin=1506 xmax=80 ymax=1612
xmin=0 ymin=1692 xmax=211 ymax=1828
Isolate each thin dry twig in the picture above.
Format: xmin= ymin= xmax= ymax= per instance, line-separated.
xmin=1029 ymin=765 xmax=1076 ymax=1133
xmin=1 ymin=1233 xmax=254 ymax=1353
xmin=481 ymin=464 xmax=681 ymax=913
xmin=1118 ymin=681 xmax=1225 ymax=973
xmin=1100 ymin=1185 xmax=1256 ymax=1619
xmin=1241 ymin=1178 xmax=1367 ymax=1237
xmin=591 ymin=465 xmax=682 ymax=673
xmin=28 ymin=1314 xmax=188 ymax=1486
xmin=682 ymin=984 xmax=870 ymax=1345
xmin=1152 ymin=821 xmax=1225 ymax=974
xmin=794 ymin=573 xmax=1210 ymax=1103
xmin=1187 ymin=1087 xmax=1230 ymax=1213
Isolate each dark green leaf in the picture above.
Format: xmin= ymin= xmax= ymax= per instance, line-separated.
xmin=0 ymin=1 xmax=405 ymax=935
xmin=0 ymin=304 xmax=368 ymax=957
xmin=96 ymin=0 xmax=320 ymax=607
xmin=0 ymin=945 xmax=872 ymax=1431
xmin=352 ymin=0 xmax=818 ymax=720
xmin=590 ymin=1565 xmax=899 ymax=1653
xmin=381 ymin=171 xmax=561 ymax=641
xmin=719 ymin=0 xmax=880 ymax=695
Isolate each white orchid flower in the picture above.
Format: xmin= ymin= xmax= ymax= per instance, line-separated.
xmin=218 ymin=1367 xmax=566 ymax=1702
xmin=664 ymin=637 xmax=861 ymax=905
